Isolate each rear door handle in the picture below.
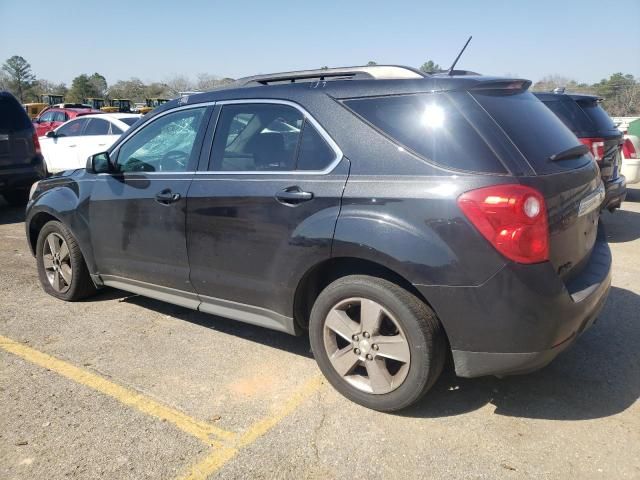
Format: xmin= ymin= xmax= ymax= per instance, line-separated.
xmin=275 ymin=186 xmax=314 ymax=205
xmin=155 ymin=189 xmax=181 ymax=205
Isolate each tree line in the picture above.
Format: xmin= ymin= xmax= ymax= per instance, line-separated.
xmin=2 ymin=55 xmax=639 ymax=116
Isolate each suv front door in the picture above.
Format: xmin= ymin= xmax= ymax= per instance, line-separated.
xmin=88 ymin=105 xmax=212 ymax=306
xmin=186 ymin=101 xmax=348 ymax=330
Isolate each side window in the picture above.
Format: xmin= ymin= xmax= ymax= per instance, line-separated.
xmin=56 ymin=118 xmax=89 ymax=137
xmin=83 ymin=118 xmax=111 ymax=136
xmin=116 ymin=107 xmax=206 ymax=173
xmin=296 ymin=121 xmax=335 ymax=170
xmin=40 ymin=111 xmax=55 ymax=122
xmin=211 ymin=104 xmax=303 ymax=171
xmin=53 ymin=112 xmax=67 ymax=122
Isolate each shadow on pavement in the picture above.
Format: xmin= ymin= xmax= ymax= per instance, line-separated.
xmin=601 ymin=209 xmax=640 ymax=243
xmin=103 ymin=284 xmax=639 ymax=421
xmin=405 ymin=286 xmax=640 ymax=421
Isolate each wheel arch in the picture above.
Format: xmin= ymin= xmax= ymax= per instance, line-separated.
xmin=293 ymin=256 xmax=450 ymax=345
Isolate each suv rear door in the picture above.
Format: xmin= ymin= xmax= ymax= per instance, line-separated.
xmin=186 ymin=100 xmax=348 ymax=329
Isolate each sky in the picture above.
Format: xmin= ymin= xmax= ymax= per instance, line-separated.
xmin=1 ymin=0 xmax=639 ymax=86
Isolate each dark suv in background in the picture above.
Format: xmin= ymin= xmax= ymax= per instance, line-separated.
xmin=0 ymin=91 xmax=45 ymax=206
xmin=535 ymin=91 xmax=625 ymax=211
xmin=25 ymin=66 xmax=611 ymax=411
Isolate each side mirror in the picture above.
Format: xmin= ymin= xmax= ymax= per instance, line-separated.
xmin=86 ymin=152 xmax=114 ymax=174
xmin=45 ymin=130 xmax=56 ymax=138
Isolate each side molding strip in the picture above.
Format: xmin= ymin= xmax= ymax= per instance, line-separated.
xmin=99 ymin=275 xmax=297 ymax=335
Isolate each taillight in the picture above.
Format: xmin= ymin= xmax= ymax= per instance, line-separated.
xmin=579 ymin=137 xmax=605 ymax=161
xmin=457 ymin=184 xmax=549 ymax=264
xmin=32 ymin=133 xmax=41 ymax=154
xmin=622 ymin=138 xmax=637 ymax=159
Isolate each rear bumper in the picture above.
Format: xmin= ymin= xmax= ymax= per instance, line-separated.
xmin=0 ymin=162 xmax=45 ymax=193
xmin=417 ymin=233 xmax=612 ymax=378
xmin=602 ymin=174 xmax=626 ymax=210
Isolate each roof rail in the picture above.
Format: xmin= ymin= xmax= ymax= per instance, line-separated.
xmin=236 ymin=65 xmax=427 ymax=86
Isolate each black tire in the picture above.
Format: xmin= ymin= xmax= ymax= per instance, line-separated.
xmin=309 ymin=275 xmax=446 ymax=412
xmin=3 ymin=189 xmax=29 ymax=206
xmin=36 ymin=220 xmax=97 ymax=301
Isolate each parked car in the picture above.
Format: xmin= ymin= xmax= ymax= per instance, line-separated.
xmin=25 ymin=66 xmax=611 ymax=411
xmin=620 ymin=134 xmax=640 ymax=184
xmin=33 ymin=104 xmax=104 ymax=137
xmin=39 ymin=114 xmax=142 ymax=174
xmin=0 ymin=92 xmax=45 ymax=206
xmin=535 ymin=92 xmax=625 ymax=211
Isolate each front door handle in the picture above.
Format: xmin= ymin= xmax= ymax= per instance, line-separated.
xmin=275 ymin=186 xmax=314 ymax=205
xmin=155 ymin=189 xmax=181 ymax=205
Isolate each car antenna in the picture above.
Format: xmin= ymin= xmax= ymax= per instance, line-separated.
xmin=447 ymin=36 xmax=473 ymax=76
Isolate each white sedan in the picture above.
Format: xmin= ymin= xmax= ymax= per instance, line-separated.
xmin=40 ymin=113 xmax=141 ymax=173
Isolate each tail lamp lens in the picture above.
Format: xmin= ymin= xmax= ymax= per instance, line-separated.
xmin=457 ymin=184 xmax=549 ymax=264
xmin=622 ymin=138 xmax=637 ymax=159
xmin=579 ymin=137 xmax=605 ymax=161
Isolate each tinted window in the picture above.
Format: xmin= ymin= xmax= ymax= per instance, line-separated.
xmin=576 ymin=100 xmax=617 ymax=131
xmin=117 ymin=107 xmax=206 ymax=173
xmin=539 ymin=98 xmax=593 ymax=133
xmin=211 ymin=104 xmax=303 ymax=171
xmin=343 ymin=93 xmax=505 ymax=173
xmin=84 ymin=118 xmax=111 ymax=135
xmin=0 ymin=92 xmax=32 ymax=131
xmin=297 ymin=121 xmax=335 ymax=170
xmin=473 ymin=91 xmax=588 ymax=174
xmin=56 ymin=118 xmax=89 ymax=137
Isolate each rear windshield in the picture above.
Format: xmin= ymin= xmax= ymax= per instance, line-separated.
xmin=575 ymin=99 xmax=617 ymax=131
xmin=343 ymin=93 xmax=506 ymax=173
xmin=0 ymin=92 xmax=33 ymax=132
xmin=538 ymin=98 xmax=594 ymax=134
xmin=473 ymin=91 xmax=590 ymax=174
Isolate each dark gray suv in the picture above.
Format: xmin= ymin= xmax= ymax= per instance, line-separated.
xmin=25 ymin=66 xmax=611 ymax=411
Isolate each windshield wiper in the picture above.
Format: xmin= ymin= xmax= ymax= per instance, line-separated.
xmin=548 ymin=144 xmax=589 ymax=162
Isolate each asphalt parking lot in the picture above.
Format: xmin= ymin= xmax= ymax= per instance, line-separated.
xmin=1 ymin=186 xmax=639 ymax=480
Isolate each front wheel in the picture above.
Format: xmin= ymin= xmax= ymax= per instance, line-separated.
xmin=36 ymin=220 xmax=97 ymax=301
xmin=309 ymin=275 xmax=446 ymax=412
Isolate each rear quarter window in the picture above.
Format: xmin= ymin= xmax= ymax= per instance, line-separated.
xmin=343 ymin=93 xmax=506 ymax=173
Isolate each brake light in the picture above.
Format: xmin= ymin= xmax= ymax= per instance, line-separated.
xmin=622 ymin=138 xmax=637 ymax=159
xmin=579 ymin=137 xmax=605 ymax=161
xmin=32 ymin=133 xmax=41 ymax=155
xmin=457 ymin=184 xmax=549 ymax=264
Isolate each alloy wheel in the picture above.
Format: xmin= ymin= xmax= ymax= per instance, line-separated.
xmin=42 ymin=233 xmax=72 ymax=293
xmin=322 ymin=297 xmax=411 ymax=394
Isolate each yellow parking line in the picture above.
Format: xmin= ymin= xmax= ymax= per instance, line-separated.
xmin=0 ymin=334 xmax=235 ymax=444
xmin=178 ymin=375 xmax=324 ymax=480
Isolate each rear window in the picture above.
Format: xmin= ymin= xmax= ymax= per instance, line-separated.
xmin=575 ymin=100 xmax=617 ymax=131
xmin=473 ymin=91 xmax=589 ymax=174
xmin=0 ymin=92 xmax=32 ymax=131
xmin=538 ymin=98 xmax=593 ymax=134
xmin=343 ymin=93 xmax=506 ymax=173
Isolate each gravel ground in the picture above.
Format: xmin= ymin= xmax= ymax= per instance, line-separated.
xmin=1 ymin=186 xmax=639 ymax=479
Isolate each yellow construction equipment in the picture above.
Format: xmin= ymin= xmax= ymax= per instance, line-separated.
xmin=139 ymin=98 xmax=169 ymax=115
xmin=101 ymin=99 xmax=132 ymax=113
xmin=84 ymin=98 xmax=105 ymax=110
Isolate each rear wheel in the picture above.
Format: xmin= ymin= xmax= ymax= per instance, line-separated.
xmin=309 ymin=275 xmax=446 ymax=411
xmin=36 ymin=220 xmax=97 ymax=301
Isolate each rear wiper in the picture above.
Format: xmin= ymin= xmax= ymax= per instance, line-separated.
xmin=548 ymin=144 xmax=589 ymax=162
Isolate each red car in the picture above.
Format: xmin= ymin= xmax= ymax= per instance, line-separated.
xmin=33 ymin=104 xmax=104 ymax=137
